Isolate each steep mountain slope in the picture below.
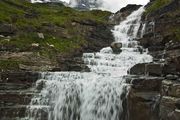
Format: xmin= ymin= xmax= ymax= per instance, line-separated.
xmin=0 ymin=0 xmax=113 ymax=72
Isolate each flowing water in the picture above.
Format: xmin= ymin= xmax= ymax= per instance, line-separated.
xmin=25 ymin=7 xmax=152 ymax=120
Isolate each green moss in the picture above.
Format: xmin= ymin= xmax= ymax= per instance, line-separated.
xmin=145 ymin=0 xmax=172 ymax=15
xmin=0 ymin=60 xmax=22 ymax=71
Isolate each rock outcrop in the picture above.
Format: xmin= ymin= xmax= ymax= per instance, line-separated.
xmin=109 ymin=4 xmax=142 ymax=24
xmin=0 ymin=71 xmax=39 ymax=119
xmin=124 ymin=0 xmax=180 ymax=120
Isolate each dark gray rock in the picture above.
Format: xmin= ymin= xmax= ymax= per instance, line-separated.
xmin=130 ymin=76 xmax=164 ymax=91
xmin=0 ymin=72 xmax=39 ymax=119
xmin=110 ymin=4 xmax=142 ymax=24
xmin=129 ymin=63 xmax=147 ymax=75
xmin=166 ymin=74 xmax=179 ymax=80
xmin=162 ymin=80 xmax=180 ymax=98
xmin=160 ymin=96 xmax=180 ymax=120
xmin=145 ymin=63 xmax=163 ymax=76
xmin=110 ymin=42 xmax=122 ymax=54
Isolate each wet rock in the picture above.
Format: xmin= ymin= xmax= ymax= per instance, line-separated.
xmin=131 ymin=76 xmax=163 ymax=91
xmin=0 ymin=72 xmax=39 ymax=119
xmin=160 ymin=96 xmax=180 ymax=120
xmin=166 ymin=74 xmax=179 ymax=80
xmin=110 ymin=4 xmax=142 ymax=24
xmin=129 ymin=63 xmax=147 ymax=75
xmin=127 ymin=82 xmax=161 ymax=120
xmin=145 ymin=63 xmax=163 ymax=76
xmin=162 ymin=80 xmax=180 ymax=98
xmin=36 ymin=80 xmax=46 ymax=91
xmin=163 ymin=63 xmax=177 ymax=75
xmin=0 ymin=105 xmax=27 ymax=119
xmin=0 ymin=72 xmax=39 ymax=84
xmin=110 ymin=42 xmax=122 ymax=54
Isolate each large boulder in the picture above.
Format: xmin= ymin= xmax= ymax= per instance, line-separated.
xmin=110 ymin=42 xmax=122 ymax=54
xmin=129 ymin=63 xmax=147 ymax=75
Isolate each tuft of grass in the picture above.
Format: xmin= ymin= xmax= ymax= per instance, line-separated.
xmin=145 ymin=0 xmax=172 ymax=15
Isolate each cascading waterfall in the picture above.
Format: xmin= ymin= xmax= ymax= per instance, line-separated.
xmin=25 ymin=7 xmax=152 ymax=120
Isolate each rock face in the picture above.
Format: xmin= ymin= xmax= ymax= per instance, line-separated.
xmin=0 ymin=72 xmax=39 ymax=119
xmin=126 ymin=76 xmax=164 ymax=120
xmin=109 ymin=4 xmax=142 ymax=24
xmin=124 ymin=0 xmax=180 ymax=120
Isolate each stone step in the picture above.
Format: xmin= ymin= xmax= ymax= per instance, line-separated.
xmin=0 ymin=83 xmax=34 ymax=90
xmin=0 ymin=72 xmax=39 ymax=84
xmin=0 ymin=90 xmax=36 ymax=107
xmin=0 ymin=105 xmax=27 ymax=119
xmin=129 ymin=63 xmax=163 ymax=76
xmin=129 ymin=76 xmax=164 ymax=92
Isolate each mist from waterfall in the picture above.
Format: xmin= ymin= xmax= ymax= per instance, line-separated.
xmin=24 ymin=7 xmax=152 ymax=120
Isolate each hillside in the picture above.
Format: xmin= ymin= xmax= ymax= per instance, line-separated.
xmin=0 ymin=0 xmax=113 ymax=71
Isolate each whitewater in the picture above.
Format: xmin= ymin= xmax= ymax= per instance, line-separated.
xmin=24 ymin=7 xmax=152 ymax=120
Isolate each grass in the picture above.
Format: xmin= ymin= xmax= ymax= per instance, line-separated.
xmin=0 ymin=0 xmax=111 ymax=70
xmin=0 ymin=60 xmax=22 ymax=71
xmin=0 ymin=0 xmax=111 ymax=54
xmin=145 ymin=0 xmax=172 ymax=15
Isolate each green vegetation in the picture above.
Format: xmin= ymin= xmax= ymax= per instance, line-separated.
xmin=0 ymin=60 xmax=22 ymax=71
xmin=0 ymin=0 xmax=110 ymax=26
xmin=145 ymin=0 xmax=172 ymax=15
xmin=173 ymin=28 xmax=180 ymax=41
xmin=0 ymin=0 xmax=110 ymax=53
xmin=0 ymin=0 xmax=111 ymax=70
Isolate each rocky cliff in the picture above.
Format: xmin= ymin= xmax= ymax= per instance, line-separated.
xmin=126 ymin=0 xmax=180 ymax=120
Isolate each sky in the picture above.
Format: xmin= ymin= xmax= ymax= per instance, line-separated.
xmin=54 ymin=0 xmax=150 ymax=12
xmin=100 ymin=0 xmax=150 ymax=12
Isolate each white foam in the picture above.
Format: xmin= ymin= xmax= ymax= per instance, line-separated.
xmin=25 ymin=7 xmax=152 ymax=120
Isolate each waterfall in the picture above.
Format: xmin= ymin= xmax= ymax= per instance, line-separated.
xmin=24 ymin=7 xmax=152 ymax=120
